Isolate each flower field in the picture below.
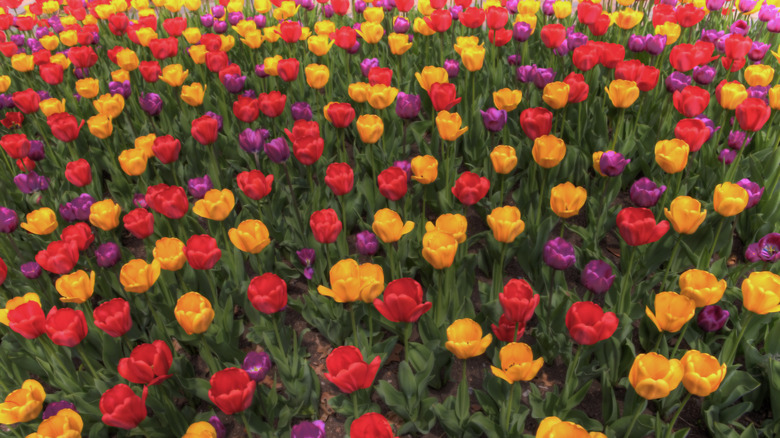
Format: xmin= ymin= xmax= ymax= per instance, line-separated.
xmin=1 ymin=0 xmax=780 ymax=436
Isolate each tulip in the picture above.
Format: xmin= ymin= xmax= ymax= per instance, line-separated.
xmin=493 ymin=88 xmax=523 ymax=111
xmin=120 ymin=259 xmax=161 ymax=293
xmin=422 ymin=231 xmax=458 ymax=269
xmin=228 ymin=220 xmax=271 ymax=254
xmin=89 ymin=199 xmax=122 ymax=231
xmin=20 ymin=207 xmax=58 ymax=235
xmin=247 ymin=273 xmax=287 ymax=314
xmin=565 ymin=301 xmax=619 ymax=345
xmin=532 ymin=135 xmax=566 ymax=168
xmin=324 ymin=346 xmax=381 ymax=394
xmin=411 ymin=155 xmax=438 ymax=184
xmin=631 ymin=178 xmax=666 ymax=207
xmin=451 ymin=171 xmax=490 ymax=205
xmin=542 ymin=81 xmax=570 ymax=109
xmin=44 ymin=307 xmax=87 ymax=347
xmin=713 ymin=182 xmax=748 ymax=217
xmin=535 ymin=416 xmax=595 ymax=437
xmin=425 ymin=214 xmax=468 ymax=243
xmin=605 ymin=79 xmax=639 ymax=108
xmin=153 ymin=238 xmax=187 ymax=271
xmin=655 ymin=139 xmax=689 ymax=174
xmin=490 ymin=342 xmax=544 ymax=384
xmin=93 ymin=298 xmax=132 ymax=337
xmin=55 ymin=270 xmax=95 ymax=303
xmin=64 ymin=159 xmax=92 ymax=187
xmin=181 ymin=83 xmax=206 ymax=106
xmin=208 ymin=368 xmax=255 ymax=415
xmin=87 ymin=114 xmax=113 ymax=139
xmin=698 ymin=305 xmax=729 ymax=332
xmin=175 ymin=292 xmax=215 ymax=335
xmin=0 ymin=380 xmax=46 ymax=424
xmin=415 ymin=66 xmax=448 ymax=91
xmin=741 ymin=271 xmax=780 ymax=314
xmin=367 ymin=84 xmax=398 ymax=110
xmin=436 ymin=111 xmax=468 ymax=141
xmin=445 ymin=318 xmax=492 ymax=359
xmin=99 ymin=384 xmax=146 ymax=430
xmin=372 ymin=209 xmax=414 ymax=243
xmin=193 ymin=189 xmax=235 ymax=221
xmin=616 ymin=207 xmax=670 ymax=246
xmin=736 ymin=97 xmax=771 ymax=132
xmin=304 ymin=64 xmax=329 ymax=89
xmin=490 ymin=145 xmax=517 ymax=174
xmin=373 ymin=278 xmax=431 ymax=323
xmin=486 ymin=206 xmax=525 ymax=243
xmin=356 ymin=114 xmax=384 ymax=143
xmin=629 ymin=353 xmax=683 ymax=400
xmin=377 ymin=167 xmax=408 ymax=201
xmin=646 ymin=292 xmax=696 ymax=332
xmin=118 ymin=340 xmax=173 ymax=386
xmin=499 ymin=279 xmax=539 ymax=323
xmin=680 ymin=350 xmax=727 ymax=397
xmin=243 ymin=351 xmax=272 ymax=383
xmin=550 ymin=182 xmax=586 ymax=218
xmin=664 ymin=196 xmax=707 ymax=235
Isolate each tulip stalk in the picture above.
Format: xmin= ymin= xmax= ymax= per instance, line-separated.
xmin=660 ymin=235 xmax=682 ymax=290
xmin=610 ymin=108 xmax=625 ymax=152
xmin=491 ymin=243 xmax=508 ymax=302
xmin=241 ymin=411 xmax=253 ymax=438
xmin=720 ymin=312 xmax=754 ymax=366
xmin=199 ymin=335 xmax=220 ymax=374
xmin=703 ymin=217 xmax=726 ymax=268
xmin=670 ymin=323 xmax=689 ymax=358
xmin=664 ymin=392 xmax=692 ymax=438
xmin=617 ymin=246 xmax=637 ymax=317
xmin=624 ymin=399 xmax=647 ymax=438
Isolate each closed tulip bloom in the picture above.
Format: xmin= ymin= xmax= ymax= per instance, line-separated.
xmin=120 ymin=259 xmax=161 ymax=293
xmin=565 ymin=301 xmax=619 ymax=345
xmin=629 ymin=353 xmax=683 ymax=400
xmin=681 ymin=350 xmax=727 ymax=397
xmin=542 ymin=81 xmax=570 ymax=109
xmin=89 ymin=199 xmax=122 ymax=231
xmin=305 ymin=64 xmax=329 ymax=89
xmin=45 ymin=307 xmax=87 ymax=347
xmin=93 ymin=298 xmax=132 ymax=337
xmin=664 ymin=196 xmax=707 ymax=234
xmin=93 ymin=93 xmax=125 ymax=119
xmin=0 ymin=380 xmax=46 ymax=424
xmin=436 ymin=111 xmax=468 ymax=141
xmin=452 ymin=172 xmax=490 ymax=205
xmin=99 ymin=384 xmax=146 ymax=430
xmin=713 ymin=182 xmax=748 ymax=217
xmin=39 ymin=98 xmax=66 ymax=117
xmin=175 ymin=292 xmax=215 ymax=335
xmin=310 ymin=209 xmax=342 ymax=244
xmin=411 ymin=155 xmax=438 ymax=184
xmin=388 ymin=32 xmax=413 ymax=55
xmin=414 ymin=66 xmax=449 ymax=91
xmin=181 ymin=83 xmax=206 ymax=106
xmin=247 ymin=273 xmax=287 ymax=314
xmin=208 ymin=368 xmax=255 ymax=415
xmin=159 ymin=64 xmax=189 ymax=86
xmin=491 ymin=342 xmax=543 ymax=383
xmin=373 ymin=278 xmax=432 ymax=323
xmin=422 ymin=231 xmax=458 ymax=269
xmin=228 ymin=220 xmax=271 ymax=254
xmin=118 ymin=149 xmax=148 ymax=176
xmin=493 ymin=88 xmax=523 ymax=111
xmin=193 ymin=189 xmax=235 ymax=221
xmin=368 ymin=84 xmax=399 ymax=110
xmin=718 ymin=82 xmax=747 ymax=110
xmin=348 ymin=82 xmax=371 ymax=103
xmin=0 ymin=293 xmax=41 ymax=327
xmin=445 ymin=318 xmax=492 ymax=359
xmin=741 ymin=271 xmax=780 ymax=314
xmin=356 ymin=114 xmax=384 ymax=143
xmin=550 ymin=182 xmax=587 ymax=218
xmin=605 ymin=79 xmax=639 ymax=108
xmin=535 ymin=416 xmax=591 ymax=438
xmin=21 ymin=207 xmax=58 ymax=235
xmin=490 ymin=145 xmax=518 ymax=174
xmin=425 ymin=213 xmax=468 ymax=243
xmin=461 ymin=46 xmax=486 ymax=71
xmin=679 ymin=269 xmax=727 ymax=307
xmin=655 ymin=139 xmax=689 ymax=174
xmin=498 ymin=279 xmax=539 ymax=324
xmin=153 ymin=238 xmax=187 ymax=271
xmin=744 ymin=64 xmax=774 ymax=87
xmin=324 ymin=346 xmax=381 ymax=394
xmin=532 ymin=135 xmax=566 ymax=168
xmin=55 ymin=270 xmax=95 ymax=303
xmin=318 ymin=259 xmax=361 ymax=303
xmin=118 ymin=340 xmax=173 ymax=386
xmin=736 ymin=97 xmax=771 ymax=132
xmin=357 ymin=263 xmax=385 ymax=303
xmin=184 ymin=235 xmax=222 ymax=270
xmin=646 ymin=292 xmax=696 ymax=332
xmin=87 ymin=114 xmax=113 ymax=139
xmin=487 ymin=206 xmax=526 ymax=243
xmin=372 ymin=209 xmax=414 ymax=243
xmin=30 ymin=408 xmax=83 ymax=436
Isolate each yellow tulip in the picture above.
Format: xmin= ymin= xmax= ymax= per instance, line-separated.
xmin=135 ymin=27 xmax=158 ymax=47
xmin=646 ymin=292 xmax=696 ymax=333
xmin=153 ymin=238 xmax=187 ymax=271
xmin=445 ymin=318 xmax=492 ymax=359
xmin=192 ymin=189 xmax=236 ymax=221
xmin=425 ymin=214 xmax=468 ymax=243
xmin=357 ymin=263 xmax=385 ymax=303
xmin=111 ymin=69 xmax=130 ymax=83
xmin=367 ymin=84 xmax=399 ymax=110
xmin=89 ymin=199 xmax=122 ymax=231
xmin=189 ymin=45 xmax=208 ymax=64
xmin=228 ymin=219 xmax=271 ymax=254
xmin=118 ymin=149 xmax=148 ymax=176
xmin=93 ymin=93 xmax=125 ymax=119
xmin=305 ymin=64 xmax=329 ymax=89
xmin=315 ymin=20 xmax=336 ymax=36
xmin=628 ymin=353 xmax=683 ymax=400
xmin=263 ymin=55 xmax=282 ymax=76
xmin=461 ymin=46 xmax=486 ymax=72
xmin=134 ymin=133 xmax=156 ymax=159
xmin=0 ymin=380 xmax=46 ymax=425
xmin=653 ymin=22 xmax=681 ymax=44
xmin=741 ymin=271 xmax=780 ymax=314
xmin=664 ymin=196 xmax=707 ymax=235
xmin=744 ymin=64 xmax=774 ymax=87
xmin=605 ymin=79 xmax=640 ymax=108
xmin=0 ymin=76 xmax=10 ymax=93
xmin=532 ymin=135 xmax=566 ymax=168
xmin=11 ymin=54 xmax=35 ymax=72
xmin=307 ymin=35 xmax=334 ymax=56
xmin=655 ymin=139 xmax=689 ymax=174
xmin=552 ymin=1 xmax=572 ymax=18
xmin=411 ymin=155 xmax=438 ymax=184
xmin=769 ymin=85 xmax=780 ymax=110
xmin=388 ymin=32 xmax=413 ymax=55
xmin=39 ymin=98 xmax=66 ymax=117
xmin=28 ymin=408 xmax=83 ymax=437
xmin=75 ymin=78 xmax=100 ymax=99
xmin=356 ymin=114 xmax=384 ymax=143
xmin=364 ymin=6 xmax=384 ymax=22
xmin=681 ymin=350 xmax=727 ymax=397
xmin=543 ymin=82 xmax=570 ymax=109
xmin=719 ymin=83 xmax=747 ymax=110
xmin=713 ymin=182 xmax=748 ymax=217
xmin=493 ymin=88 xmax=523 ymax=111
xmin=436 ymin=111 xmax=468 ymax=142
xmin=490 ymin=145 xmax=518 ymax=174
xmin=491 ymin=342 xmax=543 ymax=383
xmin=415 ymin=66 xmax=448 ymax=91
xmin=39 ymin=35 xmax=60 ymax=51
xmin=356 ymin=22 xmax=384 ymax=44
xmin=413 ymin=17 xmax=436 ymax=36
xmin=422 ymin=231 xmax=458 ymax=269
xmin=614 ymin=8 xmax=643 ymax=29
xmin=120 ymin=259 xmax=161 ymax=293
xmin=372 ymin=209 xmax=414 ymax=243
xmin=175 ymin=292 xmax=215 ymax=335
xmin=550 ymin=182 xmax=587 ymax=218
xmin=535 ymin=417 xmax=590 ymax=438
xmin=59 ymin=29 xmax=78 ymax=46
xmin=20 ymin=208 xmax=58 ymax=235
xmin=182 ymin=421 xmax=217 ymax=438
xmin=487 ymin=206 xmax=526 ymax=243
xmin=55 ymin=270 xmax=95 ymax=303
xmin=183 ymin=27 xmax=202 ymax=44
xmin=116 ymin=48 xmax=139 ymax=71
xmin=181 ymin=83 xmax=206 ymax=107
xmin=679 ymin=269 xmax=727 ymax=307
xmin=348 ymin=82 xmax=371 ymax=103
xmin=159 ymin=64 xmax=189 ymax=87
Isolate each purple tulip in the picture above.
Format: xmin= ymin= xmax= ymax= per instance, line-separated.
xmin=95 ymin=242 xmax=121 ymax=268
xmin=513 ymin=22 xmax=533 ymax=42
xmin=480 ymin=108 xmax=508 ymax=132
xmin=10 ymin=34 xmax=24 ymax=46
xmin=291 ymin=102 xmax=313 ymax=121
xmin=567 ymin=32 xmax=588 ymax=51
xmin=253 ymin=14 xmax=267 ymax=28
xmin=543 ymin=237 xmax=576 ymax=270
xmin=736 ymin=179 xmax=764 ymax=208
xmin=27 ymin=140 xmax=45 ymax=161
xmin=297 ymin=248 xmax=315 ymax=280
xmin=291 ymin=420 xmax=326 ymax=438
xmin=209 ymin=416 xmax=226 ymax=438
xmin=227 ymin=11 xmax=243 ymax=25
xmin=450 ymin=5 xmax=463 ymax=20
xmin=222 ymin=74 xmax=246 ymax=94
xmin=700 ymin=29 xmax=725 ymax=43
xmin=347 ymin=41 xmax=361 ymax=54
xmin=21 ymin=261 xmax=42 ymax=279
xmin=138 ymin=92 xmax=163 ymax=116
xmin=727 ymin=130 xmax=750 ymax=150
xmin=769 ymin=16 xmax=780 ymax=32
xmin=748 ymin=85 xmax=769 ymax=102
xmin=393 ymin=16 xmax=410 ymax=33
xmin=718 ymin=148 xmax=737 ymax=164
xmin=508 ymin=54 xmax=522 ymax=65
xmin=298 ymin=0 xmax=315 ymax=10
xmin=14 ymin=171 xmax=49 ymax=194
xmin=322 ymin=4 xmax=334 ymax=17
xmin=730 ymin=19 xmax=750 ymax=35
xmin=355 ymin=0 xmax=366 ymax=13
xmin=645 ymin=34 xmax=667 ymax=55
xmin=356 ymin=230 xmax=379 ymax=256
xmin=42 ymin=401 xmax=77 ymax=420
xmin=758 ymin=233 xmax=780 ymax=262
xmin=27 ymin=39 xmax=42 ymax=52
xmin=698 ymin=305 xmax=729 ymax=332
xmin=264 ymin=137 xmax=290 ymax=163
xmin=580 ymin=260 xmax=615 ymax=294
xmin=542 ymin=0 xmax=555 ymax=15
xmin=393 ymin=160 xmax=412 ymax=181
xmin=243 ymin=351 xmax=272 ymax=382
xmin=0 ymin=94 xmax=15 ymax=109
xmin=444 ymin=59 xmax=460 ymax=78
xmin=533 ymin=68 xmax=556 ymax=89
xmin=36 ymin=90 xmax=51 ymax=101
xmin=599 ymin=151 xmax=630 ymax=176
xmin=630 ymin=178 xmax=666 ymax=207
xmin=395 ymin=92 xmax=421 ymax=119
xmin=665 ymin=71 xmax=692 ymax=93
xmin=706 ymin=0 xmax=726 ymax=10
xmin=205 ymin=112 xmax=224 ymax=131
xmin=48 ymin=16 xmax=64 ymax=33
xmin=212 ymin=5 xmax=225 ymax=17
xmin=109 ymin=81 xmax=131 ymax=99
xmin=759 ymin=4 xmax=778 ymax=21
xmin=255 ymin=64 xmax=269 ymax=78
xmin=133 ymin=193 xmax=148 ymax=209
xmin=188 ymin=175 xmax=213 ymax=199
xmin=748 ymin=42 xmax=771 ymax=62
xmin=506 ymin=0 xmax=518 ymax=13
xmin=360 ymin=58 xmax=380 ymax=77
xmin=745 ymin=242 xmax=761 ymax=262
xmin=692 ymin=65 xmax=716 ymax=85
xmin=213 ymin=20 xmax=228 ymax=34
xmin=0 ymin=207 xmax=19 ymax=233
xmin=553 ymin=40 xmax=570 ymax=56
xmin=738 ymin=0 xmax=757 ymax=13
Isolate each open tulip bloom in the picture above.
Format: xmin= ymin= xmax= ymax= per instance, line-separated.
xmin=1 ymin=1 xmax=779 ymax=436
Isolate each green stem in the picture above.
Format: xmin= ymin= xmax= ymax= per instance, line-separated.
xmin=670 ymin=323 xmax=689 ymax=358
xmin=273 ymin=312 xmax=285 ymax=352
xmin=403 ymin=323 xmax=411 ymax=362
xmin=705 ymin=218 xmax=726 ymax=268
xmin=720 ymin=312 xmax=754 ymax=366
xmin=241 ymin=411 xmax=253 ymax=438
xmin=199 ymin=335 xmax=220 ymax=374
xmin=564 ymin=346 xmax=583 ymax=400
xmin=351 ymin=391 xmax=360 ymax=420
xmin=624 ymin=399 xmax=647 ymax=438
xmin=76 ymin=343 xmax=101 ymax=381
xmin=665 ymin=393 xmax=693 ymax=438
xmin=610 ymin=108 xmax=625 ymax=152
xmin=505 ymin=383 xmax=515 ymax=433
xmin=350 ymin=303 xmax=360 ymax=350
xmin=492 ymin=243 xmax=507 ymax=302
xmin=617 ymin=247 xmax=637 ymax=316
xmin=661 ymin=236 xmax=682 ymax=290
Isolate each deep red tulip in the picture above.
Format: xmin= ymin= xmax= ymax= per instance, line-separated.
xmin=669 ymin=44 xmax=696 ymax=72
xmin=0 ymin=111 xmax=24 ymax=130
xmin=149 ymin=37 xmax=178 ymax=60
xmin=324 ymin=162 xmax=354 ymax=196
xmin=597 ymin=42 xmax=625 ymax=68
xmin=293 ymin=136 xmax=324 ymax=165
xmin=429 ymin=83 xmax=462 ymax=112
xmin=93 ymin=298 xmax=133 ymax=337
xmin=47 ymin=112 xmax=84 ymax=143
xmin=332 ymin=26 xmax=357 ymax=50
xmin=368 ymin=67 xmax=393 ymax=86
xmin=324 ymin=346 xmax=381 ymax=394
xmin=237 ymin=170 xmax=274 ymax=200
xmin=488 ymin=29 xmax=513 ymax=47
xmin=184 ymin=234 xmax=221 ymax=270
xmin=39 ymin=62 xmax=64 ymax=85
xmin=377 ymin=167 xmax=408 ymax=201
xmin=118 ymin=340 xmax=173 ymax=385
xmin=1 ymin=133 xmax=31 ymax=159
xmin=652 ymin=4 xmax=677 ymax=26
xmin=11 ymin=89 xmax=41 ymax=114
xmin=64 ymin=159 xmax=92 ymax=187
xmin=577 ymin=1 xmax=602 ymax=25
xmin=247 ymin=272 xmax=288 ymax=314
xmin=45 ymin=307 xmax=88 ymax=347
xmin=616 ymin=207 xmax=669 ymax=246
xmin=123 ymin=208 xmax=154 ymax=239
xmin=258 ymin=91 xmax=287 ymax=118
xmin=310 ymin=208 xmax=342 ymax=244
xmin=60 ymin=222 xmax=94 ymax=252
xmin=485 ymin=6 xmax=508 ymax=29
xmin=395 ymin=0 xmax=414 ymax=11
xmin=205 ymin=50 xmax=229 ymax=72
xmin=724 ymin=34 xmax=752 ymax=59
xmin=676 ymin=3 xmax=706 ymax=27
xmin=672 ymin=86 xmax=710 ymax=118
xmin=452 ymin=171 xmax=490 ymax=205
xmin=35 ymin=240 xmax=79 ymax=274
xmin=162 ymin=17 xmax=187 ymax=37
xmin=351 ymin=413 xmax=396 ymax=438
xmin=208 ymin=368 xmax=256 ymax=415
xmin=373 ymin=278 xmax=432 ymax=323
xmin=7 ymin=301 xmax=46 ymax=339
xmin=68 ymin=46 xmax=98 ymax=68
xmin=233 ymin=96 xmax=261 ymax=123
xmin=540 ymin=23 xmax=566 ymax=48
xmin=519 ymin=107 xmax=553 ymax=140
xmin=145 ymin=184 xmax=189 ymax=219
xmin=139 ymin=60 xmax=161 ymax=82
xmin=674 ymin=118 xmax=710 ymax=152
xmin=331 ymin=0 xmax=350 ymax=15
xmin=721 ymin=57 xmax=746 ymax=73
xmin=587 ymin=14 xmax=610 ymax=36
xmin=563 ymin=72 xmax=589 ymax=103
xmin=572 ymin=43 xmax=600 ymax=71
xmin=491 ymin=313 xmax=526 ymax=342
xmin=100 ymin=384 xmax=147 ymax=430
xmin=565 ymin=301 xmax=619 ymax=344
xmin=499 ymin=279 xmax=539 ymax=324
xmin=200 ymin=34 xmax=223 ymax=51
xmin=326 ymin=102 xmax=356 ymax=128
xmin=736 ymin=98 xmax=771 ymax=132
xmin=191 ymin=115 xmax=220 ymax=145
xmin=615 ymin=60 xmax=659 ymax=92
xmin=459 ymin=7 xmax=485 ymax=28
xmin=425 ymin=9 xmax=452 ymax=33
xmin=152 ymin=134 xmax=181 ymax=164
xmin=279 ymin=21 xmax=302 ymax=43
xmin=277 ymin=58 xmax=300 ymax=82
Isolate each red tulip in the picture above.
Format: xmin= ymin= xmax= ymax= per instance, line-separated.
xmin=162 ymin=17 xmax=187 ymax=37
xmin=332 ymin=0 xmax=349 ymax=15
xmin=332 ymin=26 xmax=357 ymax=50
xmin=428 ymin=83 xmax=462 ymax=112
xmin=377 ymin=167 xmax=408 ymax=201
xmin=736 ymin=97 xmax=771 ymax=132
xmin=233 ymin=96 xmax=261 ymax=123
xmin=191 ymin=115 xmax=220 ymax=145
xmin=490 ymin=313 xmax=526 ymax=342
xmin=285 ymin=120 xmax=322 ymax=142
xmin=452 ymin=171 xmax=490 ymax=205
xmin=1 ymin=133 xmax=31 ymax=159
xmin=724 ymin=34 xmax=752 ymax=59
xmin=499 ymin=279 xmax=539 ymax=324
xmin=118 ymin=340 xmax=173 ymax=385
xmin=184 ymin=234 xmax=221 ymax=270
xmin=149 ymin=37 xmax=178 ymax=60
xmin=674 ymin=118 xmax=710 ymax=152
xmin=368 ymin=67 xmax=393 ymax=86
xmin=139 ymin=60 xmax=161 ymax=82
xmin=0 ymin=257 xmax=5 ymax=286
xmin=425 ymin=9 xmax=452 ymax=32
xmin=258 ymin=91 xmax=287 ymax=118
xmin=93 ymin=298 xmax=132 ymax=337
xmin=279 ymin=21 xmax=302 ymax=43
xmin=293 ymin=136 xmax=325 ymax=166
xmin=488 ymin=29 xmax=513 ymax=47
xmin=145 ymin=184 xmax=189 ymax=219
xmin=35 ymin=240 xmax=79 ymax=274
xmin=540 ymin=23 xmax=566 ymax=48
xmin=577 ymin=1 xmax=602 ymax=25
xmin=565 ymin=301 xmax=619 ymax=345
xmin=652 ymin=4 xmax=677 ymax=26
xmin=205 ymin=50 xmax=229 ymax=72
xmin=0 ymin=111 xmax=24 ymax=130
xmin=672 ymin=86 xmax=710 ymax=118
xmin=324 ymin=346 xmax=381 ymax=394
xmin=669 ymin=44 xmax=696 ymax=72
xmin=615 ymin=60 xmax=659 ymax=92
xmin=485 ymin=6 xmax=508 ymax=29
xmin=100 ymin=384 xmax=147 ymax=430
xmin=459 ymin=7 xmax=485 ymax=28
xmin=721 ymin=57 xmax=746 ymax=73
xmin=247 ymin=272 xmax=288 ymax=314
xmin=616 ymin=207 xmax=669 ymax=246
xmin=39 ymin=62 xmax=63 ymax=85
xmin=519 ymin=107 xmax=553 ymax=140
xmin=123 ymin=208 xmax=154 ymax=239
xmin=47 ymin=112 xmax=84 ymax=143
xmin=11 ymin=89 xmax=41 ymax=114
xmin=326 ymin=102 xmax=356 ymax=128
xmin=395 ymin=0 xmax=414 ymax=11
xmin=676 ymin=3 xmax=706 ymax=27
xmin=310 ymin=208 xmax=342 ymax=244
xmin=7 ymin=301 xmax=46 ymax=339
xmin=68 ymin=46 xmax=98 ymax=69
xmin=324 ymin=162 xmax=354 ymax=196
xmin=45 ymin=307 xmax=88 ymax=347
xmin=60 ymin=222 xmax=94 ymax=251
xmin=277 ymin=58 xmax=300 ymax=82
xmin=597 ymin=42 xmax=625 ymax=68
xmin=64 ymin=159 xmax=92 ymax=187
xmin=373 ymin=278 xmax=432 ymax=323
xmin=587 ymin=14 xmax=610 ymax=36
xmin=351 ymin=413 xmax=396 ymax=438
xmin=208 ymin=368 xmax=256 ymax=415
xmin=572 ymin=43 xmax=600 ymax=71
xmin=201 ymin=34 xmax=223 ymax=51
xmin=151 ymin=134 xmax=181 ymax=164
xmin=237 ymin=170 xmax=274 ymax=200
xmin=563 ymin=73 xmax=589 ymax=103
